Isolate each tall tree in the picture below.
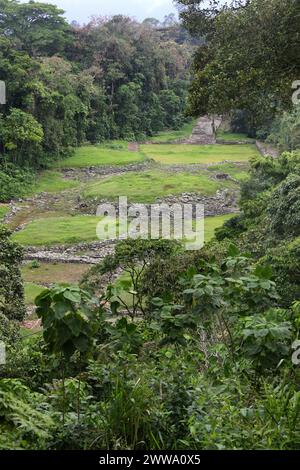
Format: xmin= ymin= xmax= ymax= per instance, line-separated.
xmin=0 ymin=0 xmax=71 ymax=56
xmin=177 ymin=0 xmax=300 ymax=134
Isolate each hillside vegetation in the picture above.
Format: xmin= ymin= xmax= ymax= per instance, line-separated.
xmin=0 ymin=0 xmax=300 ymax=452
xmin=0 ymin=1 xmax=193 ymax=201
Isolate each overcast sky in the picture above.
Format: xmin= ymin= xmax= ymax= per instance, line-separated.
xmin=21 ymin=0 xmax=178 ymax=24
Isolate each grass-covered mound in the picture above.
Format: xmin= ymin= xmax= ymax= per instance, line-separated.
xmin=54 ymin=144 xmax=145 ymax=169
xmin=24 ymin=282 xmax=45 ymax=306
xmin=22 ymin=262 xmax=91 ymax=285
xmin=216 ymin=130 xmax=255 ymax=143
xmin=207 ymin=163 xmax=249 ymax=182
xmin=13 ymin=215 xmax=107 ymax=246
xmin=32 ymin=171 xmax=80 ymax=194
xmin=141 ymin=144 xmax=259 ymax=165
xmin=13 ymin=213 xmax=234 ymax=247
xmin=83 ymin=169 xmax=235 ymax=204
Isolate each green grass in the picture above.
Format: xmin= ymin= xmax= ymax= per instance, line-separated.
xmin=13 ymin=215 xmax=113 ymax=246
xmin=24 ymin=282 xmax=45 ymax=305
xmin=13 ymin=215 xmax=126 ymax=246
xmin=13 ymin=211 xmax=236 ymax=248
xmin=31 ymin=171 xmax=80 ymax=194
xmin=0 ymin=204 xmax=9 ymax=220
xmin=22 ymin=262 xmax=91 ymax=284
xmin=83 ymin=170 xmax=234 ymax=204
xmin=54 ymin=145 xmax=145 ymax=169
xmin=205 ymin=214 xmax=235 ymax=241
xmin=147 ymin=120 xmax=197 ymax=143
xmin=207 ymin=163 xmax=250 ymax=182
xmin=216 ymin=131 xmax=254 ymax=143
xmin=141 ymin=144 xmax=259 ymax=165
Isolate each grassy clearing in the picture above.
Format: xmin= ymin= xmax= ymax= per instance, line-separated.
xmin=83 ymin=170 xmax=234 ymax=204
xmin=142 ymin=144 xmax=259 ymax=165
xmin=24 ymin=282 xmax=45 ymax=305
xmin=32 ymin=171 xmax=80 ymax=194
xmin=13 ymin=215 xmax=107 ymax=246
xmin=205 ymin=214 xmax=235 ymax=241
xmin=0 ymin=204 xmax=9 ymax=220
xmin=147 ymin=119 xmax=197 ymax=143
xmin=54 ymin=145 xmax=145 ymax=169
xmin=216 ymin=130 xmax=255 ymax=143
xmin=22 ymin=262 xmax=91 ymax=285
xmin=207 ymin=163 xmax=250 ymax=182
xmin=7 ymin=206 xmax=70 ymax=232
xmin=14 ymin=211 xmax=236 ymax=248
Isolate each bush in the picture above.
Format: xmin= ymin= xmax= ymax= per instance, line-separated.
xmin=238 ymin=308 xmax=293 ymax=370
xmin=141 ymin=251 xmax=206 ymax=305
xmin=0 ymin=164 xmax=34 ymax=202
xmin=268 ymin=174 xmax=300 ymax=238
xmin=267 ymin=107 xmax=300 ymax=152
xmin=0 ymin=312 xmax=20 ymax=344
xmin=258 ymin=240 xmax=300 ymax=307
xmin=187 ymin=373 xmax=300 ymax=450
xmin=0 ymin=225 xmax=26 ymax=321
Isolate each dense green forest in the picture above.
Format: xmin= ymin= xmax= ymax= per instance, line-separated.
xmin=0 ymin=0 xmax=300 ymax=452
xmin=0 ymin=0 xmax=193 ymax=200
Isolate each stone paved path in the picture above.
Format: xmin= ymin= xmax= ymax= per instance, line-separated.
xmin=183 ymin=115 xmax=222 ymax=145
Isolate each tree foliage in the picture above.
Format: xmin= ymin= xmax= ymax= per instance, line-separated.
xmin=177 ymin=0 xmax=300 ymax=135
xmin=0 ymin=225 xmax=25 ymax=322
xmin=0 ymin=3 xmax=193 ymax=179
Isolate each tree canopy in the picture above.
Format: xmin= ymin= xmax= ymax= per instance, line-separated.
xmin=0 ymin=2 xmax=194 ymax=170
xmin=177 ymin=0 xmax=300 ymax=135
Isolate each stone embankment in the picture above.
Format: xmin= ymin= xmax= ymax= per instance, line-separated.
xmin=156 ymin=189 xmax=239 ymax=216
xmin=23 ymin=240 xmax=116 ymax=265
xmin=62 ymin=161 xmax=151 ymax=182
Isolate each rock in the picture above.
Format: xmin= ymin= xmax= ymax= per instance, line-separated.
xmin=215 ymin=173 xmax=230 ymax=180
xmin=23 ymin=240 xmax=117 ymax=265
xmin=63 ymin=161 xmax=152 ymax=182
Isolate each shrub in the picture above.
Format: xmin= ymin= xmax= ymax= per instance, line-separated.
xmin=258 ymin=240 xmax=300 ymax=307
xmin=268 ymin=174 xmax=300 ymax=237
xmin=238 ymin=309 xmax=293 ymax=370
xmin=0 ymin=225 xmax=26 ymax=321
xmin=267 ymin=107 xmax=300 ymax=152
xmin=0 ymin=379 xmax=55 ymax=450
xmin=0 ymin=164 xmax=34 ymax=202
xmin=0 ymin=312 xmax=20 ymax=344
